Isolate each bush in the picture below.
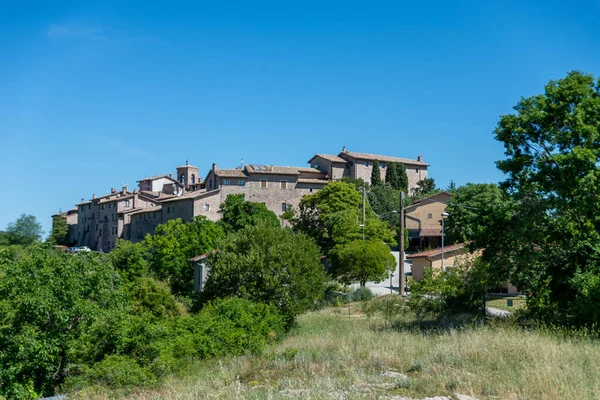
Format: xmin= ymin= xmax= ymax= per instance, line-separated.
xmin=352 ymin=287 xmax=374 ymax=301
xmin=65 ymin=355 xmax=156 ymax=391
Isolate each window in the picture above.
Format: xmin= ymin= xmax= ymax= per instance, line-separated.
xmin=179 ymin=205 xmax=182 ymax=211
xmin=167 ymin=207 xmax=170 ymax=213
xmin=310 ymin=188 xmax=313 ymax=193
xmin=224 ymin=179 xmax=231 ymax=185
xmin=104 ymin=216 xmax=108 ymax=222
xmin=99 ymin=229 xmax=102 ymax=237
xmin=416 ymin=168 xmax=419 ymax=172
xmin=260 ymin=179 xmax=267 ymax=189
xmin=124 ymin=200 xmax=130 ymax=207
xmin=209 ymin=180 xmax=212 ymax=189
xmin=101 ymin=204 xmax=105 ymax=210
xmin=204 ymin=204 xmax=210 ymax=211
xmin=280 ymin=180 xmax=287 ymax=189
xmin=191 ymin=174 xmax=196 ymax=184
xmin=381 ymin=163 xmax=386 ymax=168
xmin=180 ymin=174 xmax=185 ymax=184
xmin=427 ymin=213 xmax=433 ymax=219
xmin=238 ymin=179 xmax=244 ymax=186
xmin=365 ymin=161 xmax=369 ymax=166
xmin=282 ymin=203 xmax=287 ymax=212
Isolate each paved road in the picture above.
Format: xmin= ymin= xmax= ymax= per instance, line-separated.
xmin=351 ymin=251 xmax=412 ymax=296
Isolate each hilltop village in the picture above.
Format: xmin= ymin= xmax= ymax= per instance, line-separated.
xmin=55 ymin=147 xmax=429 ymax=252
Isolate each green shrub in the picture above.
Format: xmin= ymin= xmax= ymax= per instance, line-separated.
xmin=352 ymin=287 xmax=374 ymax=301
xmin=65 ymin=355 xmax=156 ymax=391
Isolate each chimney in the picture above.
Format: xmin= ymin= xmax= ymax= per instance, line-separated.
xmin=122 ymin=184 xmax=128 ymax=194
xmin=111 ymin=188 xmax=117 ymax=194
xmin=92 ymin=194 xmax=96 ymax=199
xmin=342 ymin=146 xmax=347 ymax=153
xmin=417 ymin=155 xmax=423 ymax=162
xmin=212 ymin=163 xmax=217 ymax=171
xmin=169 ymin=171 xmax=173 ymax=178
xmin=81 ymin=198 xmax=84 ymax=204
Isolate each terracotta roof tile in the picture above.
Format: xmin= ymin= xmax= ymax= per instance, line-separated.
xmin=419 ymin=228 xmax=443 ymax=237
xmin=245 ymin=165 xmax=302 ymax=175
xmin=215 ymin=169 xmax=248 ymax=178
xmin=297 ymin=178 xmax=329 ymax=184
xmin=407 ymin=243 xmax=466 ymax=259
xmin=340 ymin=151 xmax=429 ymax=166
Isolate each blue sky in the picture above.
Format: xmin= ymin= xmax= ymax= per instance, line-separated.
xmin=1 ymin=1 xmax=599 ymax=235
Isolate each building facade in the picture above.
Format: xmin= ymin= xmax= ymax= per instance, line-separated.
xmin=62 ymin=147 xmax=430 ymax=251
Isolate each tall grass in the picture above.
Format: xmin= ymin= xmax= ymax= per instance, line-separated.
xmin=72 ymin=297 xmax=600 ymax=399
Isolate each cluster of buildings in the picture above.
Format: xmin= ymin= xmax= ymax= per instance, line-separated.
xmin=54 ymin=147 xmax=430 ymax=252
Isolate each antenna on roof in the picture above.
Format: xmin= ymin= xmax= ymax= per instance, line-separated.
xmin=186 ymin=156 xmax=189 ymax=166
xmin=240 ymin=158 xmax=245 ymax=168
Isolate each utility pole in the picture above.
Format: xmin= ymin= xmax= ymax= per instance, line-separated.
xmin=399 ymin=191 xmax=405 ymax=296
xmin=362 ymin=188 xmax=366 ymax=241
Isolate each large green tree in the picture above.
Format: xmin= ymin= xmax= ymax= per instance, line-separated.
xmin=444 ymin=183 xmax=511 ymax=245
xmin=5 ymin=214 xmax=43 ymax=246
xmin=412 ymin=177 xmax=438 ymax=198
xmin=293 ymin=181 xmax=362 ymax=250
xmin=486 ymin=70 xmax=600 ymax=326
xmin=201 ymin=222 xmax=327 ymax=326
xmin=144 ymin=216 xmax=224 ymax=297
xmin=336 ymin=239 xmax=397 ymax=287
xmin=0 ymin=249 xmax=125 ymax=398
xmin=218 ymin=194 xmax=280 ymax=233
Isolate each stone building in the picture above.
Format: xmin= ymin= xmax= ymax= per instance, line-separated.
xmin=309 ymin=146 xmax=429 ymax=190
xmin=64 ymin=149 xmax=430 ymax=251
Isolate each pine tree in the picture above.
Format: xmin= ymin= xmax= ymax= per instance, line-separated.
xmin=446 ymin=180 xmax=457 ymax=193
xmin=385 ymin=162 xmax=398 ymax=187
xmin=371 ymin=160 xmax=382 ymax=186
xmin=396 ymin=163 xmax=408 ymax=193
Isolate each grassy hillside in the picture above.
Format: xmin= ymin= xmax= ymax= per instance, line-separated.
xmin=73 ymin=297 xmax=600 ymax=400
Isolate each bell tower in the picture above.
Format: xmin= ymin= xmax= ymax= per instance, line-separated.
xmin=176 ymin=159 xmax=200 ymax=187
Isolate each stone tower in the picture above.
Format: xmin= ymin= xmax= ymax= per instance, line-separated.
xmin=176 ymin=160 xmax=200 ymax=187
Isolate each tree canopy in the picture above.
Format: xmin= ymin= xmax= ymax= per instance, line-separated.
xmin=218 ymin=194 xmax=280 ymax=233
xmin=485 ymin=70 xmax=600 ymax=326
xmin=336 ymin=239 xmax=396 ymax=287
xmin=385 ymin=163 xmax=408 ymax=192
xmin=412 ymin=178 xmax=438 ymax=198
xmin=49 ymin=214 xmax=69 ymax=246
xmin=201 ymin=221 xmax=327 ymax=326
xmin=444 ymin=183 xmax=511 ymax=245
xmin=5 ymin=214 xmax=43 ymax=246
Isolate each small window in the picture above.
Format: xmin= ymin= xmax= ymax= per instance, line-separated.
xmin=204 ymin=204 xmax=210 ymax=211
xmin=179 ymin=205 xmax=182 ymax=211
xmin=224 ymin=179 xmax=231 ymax=185
xmin=381 ymin=163 xmax=386 ymax=168
xmin=364 ymin=161 xmax=369 ymax=167
xmin=312 ymin=164 xmax=318 ymax=168
xmin=260 ymin=179 xmax=267 ymax=189
xmin=99 ymin=229 xmax=102 ymax=237
xmin=282 ymin=203 xmax=287 ymax=212
xmin=427 ymin=213 xmax=433 ymax=219
xmin=238 ymin=179 xmax=244 ymax=186
xmin=191 ymin=174 xmax=196 ymax=184
xmin=167 ymin=207 xmax=170 ymax=213
xmin=310 ymin=188 xmax=313 ymax=193
xmin=416 ymin=168 xmax=419 ymax=172
xmin=124 ymin=200 xmax=130 ymax=207
xmin=104 ymin=215 xmax=108 ymax=222
xmin=280 ymin=180 xmax=287 ymax=189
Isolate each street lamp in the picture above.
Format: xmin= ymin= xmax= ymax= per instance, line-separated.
xmin=441 ymin=212 xmax=449 ymax=271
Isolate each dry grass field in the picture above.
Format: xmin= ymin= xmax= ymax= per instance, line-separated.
xmin=73 ymin=297 xmax=600 ymax=400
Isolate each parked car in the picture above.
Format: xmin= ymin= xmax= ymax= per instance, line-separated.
xmin=77 ymin=246 xmax=91 ymax=252
xmin=67 ymin=247 xmax=79 ymax=254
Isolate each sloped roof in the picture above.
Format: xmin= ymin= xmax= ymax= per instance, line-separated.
xmin=297 ymin=178 xmax=329 ymax=185
xmin=308 ymin=154 xmax=348 ymax=163
xmin=405 ymin=192 xmax=453 ymax=211
xmin=215 ymin=169 xmax=248 ymax=178
xmin=407 ymin=243 xmax=466 ymax=259
xmin=245 ymin=165 xmax=303 ymax=175
xmin=419 ymin=228 xmax=443 ymax=237
xmin=340 ymin=151 xmax=429 ymax=166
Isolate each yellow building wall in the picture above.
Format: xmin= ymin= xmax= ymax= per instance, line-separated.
xmin=405 ymin=195 xmax=451 ymax=231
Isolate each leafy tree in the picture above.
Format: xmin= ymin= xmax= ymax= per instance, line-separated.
xmin=0 ymin=231 xmax=8 ymax=247
xmin=368 ymin=184 xmax=400 ymax=229
xmin=293 ymin=181 xmax=362 ymax=250
xmin=340 ymin=177 xmax=369 ymax=191
xmin=444 ymin=183 xmax=510 ymax=245
xmin=0 ymin=249 xmax=125 ymax=398
xmin=145 ymin=216 xmax=224 ymax=297
xmin=49 ymin=214 xmax=69 ymax=245
xmin=109 ymin=239 xmax=149 ymax=282
xmin=486 ymin=70 xmax=600 ymax=326
xmin=412 ymin=177 xmax=438 ymax=198
xmin=5 ymin=214 xmax=43 ymax=246
xmin=336 ymin=239 xmax=396 ymax=287
xmin=201 ymin=222 xmax=327 ymax=326
xmin=371 ymin=159 xmax=382 ymax=186
xmin=218 ymin=194 xmax=280 ymax=233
